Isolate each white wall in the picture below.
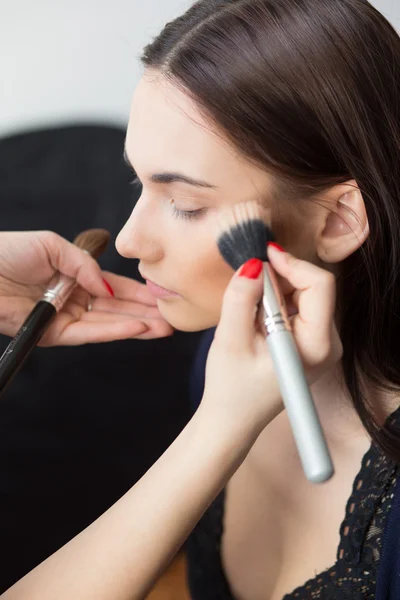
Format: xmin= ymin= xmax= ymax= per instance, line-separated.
xmin=372 ymin=0 xmax=400 ymax=23
xmin=0 ymin=0 xmax=398 ymax=139
xmin=0 ymin=0 xmax=191 ymax=138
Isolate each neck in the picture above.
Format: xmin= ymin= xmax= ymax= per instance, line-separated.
xmin=249 ymin=363 xmax=400 ymax=485
xmin=303 ymin=362 xmax=400 ymax=443
xmin=309 ymin=364 xmax=366 ymax=444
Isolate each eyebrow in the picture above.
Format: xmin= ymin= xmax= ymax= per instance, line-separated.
xmin=123 ymin=147 xmax=218 ymax=189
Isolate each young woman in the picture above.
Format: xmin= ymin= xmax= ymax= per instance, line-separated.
xmin=3 ymin=0 xmax=400 ymax=597
xmin=116 ymin=0 xmax=400 ymax=597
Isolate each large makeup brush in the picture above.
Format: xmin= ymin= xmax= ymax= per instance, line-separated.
xmin=216 ymin=201 xmax=334 ymax=484
xmin=0 ymin=229 xmax=110 ymax=395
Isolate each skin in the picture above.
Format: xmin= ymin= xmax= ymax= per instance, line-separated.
xmin=117 ymin=68 xmax=398 ymax=429
xmin=117 ymin=70 xmax=301 ymax=332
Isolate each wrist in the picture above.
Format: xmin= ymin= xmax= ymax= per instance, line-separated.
xmin=194 ymin=397 xmax=263 ymax=453
xmin=197 ymin=390 xmax=283 ymax=447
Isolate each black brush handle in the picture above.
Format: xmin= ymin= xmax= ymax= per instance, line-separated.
xmin=0 ymin=301 xmax=56 ymax=395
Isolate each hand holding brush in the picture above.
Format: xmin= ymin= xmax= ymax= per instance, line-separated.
xmin=205 ymin=200 xmax=343 ymax=483
xmin=0 ymin=229 xmax=173 ymax=395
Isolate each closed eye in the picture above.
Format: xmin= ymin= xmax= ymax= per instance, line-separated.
xmin=170 ymin=204 xmax=207 ymax=221
xmin=128 ymin=173 xmax=206 ymax=221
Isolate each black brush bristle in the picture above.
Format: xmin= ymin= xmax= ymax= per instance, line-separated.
xmin=217 ymin=201 xmax=275 ymax=271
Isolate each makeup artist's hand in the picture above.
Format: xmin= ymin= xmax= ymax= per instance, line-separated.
xmin=202 ymin=245 xmax=343 ymax=435
xmin=0 ymin=231 xmax=173 ymax=345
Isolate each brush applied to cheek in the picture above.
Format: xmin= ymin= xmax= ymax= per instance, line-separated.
xmin=216 ymin=200 xmax=275 ymax=270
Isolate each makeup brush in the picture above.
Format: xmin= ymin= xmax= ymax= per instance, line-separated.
xmin=216 ymin=201 xmax=334 ymax=484
xmin=0 ymin=229 xmax=110 ymax=396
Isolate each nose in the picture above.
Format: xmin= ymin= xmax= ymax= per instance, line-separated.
xmin=115 ymin=196 xmax=164 ymax=262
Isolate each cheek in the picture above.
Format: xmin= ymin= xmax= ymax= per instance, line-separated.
xmin=189 ymin=245 xmax=233 ymax=307
xmin=272 ymin=201 xmax=315 ymax=260
xmin=159 ymin=224 xmax=234 ymax=330
xmin=171 ymin=221 xmax=233 ymax=300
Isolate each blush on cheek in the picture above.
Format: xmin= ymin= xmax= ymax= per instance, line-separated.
xmin=159 ymin=242 xmax=232 ymax=330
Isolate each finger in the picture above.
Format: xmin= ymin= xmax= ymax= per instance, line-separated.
xmin=80 ymin=310 xmax=169 ymax=324
xmin=267 ymin=245 xmax=336 ymax=333
xmin=41 ymin=232 xmax=112 ymax=299
xmin=215 ymin=259 xmax=264 ymax=352
xmin=0 ymin=296 xmax=35 ymax=337
xmin=81 ymin=311 xmax=174 ymax=337
xmin=42 ymin=233 xmax=158 ymax=307
xmin=284 ymin=293 xmax=299 ymax=317
xmin=88 ymin=297 xmax=164 ymax=320
xmin=130 ymin=322 xmax=175 ymax=340
xmin=60 ymin=319 xmax=148 ymax=344
xmin=100 ymin=272 xmax=158 ymax=306
xmin=42 ymin=316 xmax=173 ymax=346
xmin=90 ymin=311 xmax=174 ymax=339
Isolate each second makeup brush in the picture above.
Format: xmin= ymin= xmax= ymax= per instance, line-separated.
xmin=0 ymin=229 xmax=110 ymax=396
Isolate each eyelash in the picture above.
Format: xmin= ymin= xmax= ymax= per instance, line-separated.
xmin=170 ymin=204 xmax=206 ymax=221
xmin=130 ymin=176 xmax=206 ymax=221
xmin=130 ymin=176 xmax=142 ymax=190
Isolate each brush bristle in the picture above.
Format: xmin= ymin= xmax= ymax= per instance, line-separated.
xmin=73 ymin=229 xmax=110 ymax=260
xmin=216 ymin=201 xmax=275 ymax=271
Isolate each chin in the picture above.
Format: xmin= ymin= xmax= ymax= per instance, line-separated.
xmin=157 ymin=299 xmax=219 ymax=332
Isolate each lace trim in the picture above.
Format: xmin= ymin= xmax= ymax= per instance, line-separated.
xmin=187 ymin=405 xmax=400 ymax=600
xmin=284 ymin=449 xmax=398 ymax=599
xmin=283 ymin=405 xmax=400 ymax=599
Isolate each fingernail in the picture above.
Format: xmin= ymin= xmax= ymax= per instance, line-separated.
xmin=267 ymin=242 xmax=285 ymax=253
xmin=103 ymin=278 xmax=115 ymax=297
xmin=239 ymin=258 xmax=263 ymax=279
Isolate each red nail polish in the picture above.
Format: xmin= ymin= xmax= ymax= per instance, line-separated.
xmin=239 ymin=258 xmax=263 ymax=279
xmin=103 ymin=278 xmax=115 ymax=297
xmin=268 ymin=242 xmax=285 ymax=253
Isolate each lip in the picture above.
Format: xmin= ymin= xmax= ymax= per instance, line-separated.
xmin=144 ymin=278 xmax=181 ymax=299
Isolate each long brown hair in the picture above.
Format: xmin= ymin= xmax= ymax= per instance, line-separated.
xmin=141 ymin=0 xmax=400 ymax=461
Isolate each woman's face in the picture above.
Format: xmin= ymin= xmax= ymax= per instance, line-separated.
xmin=116 ymin=71 xmax=305 ymax=331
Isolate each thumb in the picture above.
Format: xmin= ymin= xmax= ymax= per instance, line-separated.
xmin=215 ymin=259 xmax=264 ymax=352
xmin=44 ymin=233 xmax=113 ymax=299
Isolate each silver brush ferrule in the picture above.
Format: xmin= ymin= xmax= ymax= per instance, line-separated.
xmin=262 ymin=263 xmax=292 ymax=335
xmin=41 ymin=273 xmax=76 ymax=312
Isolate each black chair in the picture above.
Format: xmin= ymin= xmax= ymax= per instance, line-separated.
xmin=0 ymin=124 xmax=203 ymax=592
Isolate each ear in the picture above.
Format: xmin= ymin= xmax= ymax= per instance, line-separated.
xmin=316 ymin=181 xmax=370 ymax=263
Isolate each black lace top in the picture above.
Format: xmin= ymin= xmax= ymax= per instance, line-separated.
xmin=186 ymin=406 xmax=400 ymax=599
